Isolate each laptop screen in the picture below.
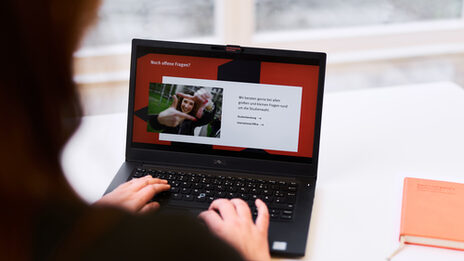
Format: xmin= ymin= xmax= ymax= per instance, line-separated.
xmin=129 ymin=41 xmax=324 ymax=164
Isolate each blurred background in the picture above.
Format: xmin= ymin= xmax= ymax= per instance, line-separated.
xmin=74 ymin=0 xmax=464 ymax=115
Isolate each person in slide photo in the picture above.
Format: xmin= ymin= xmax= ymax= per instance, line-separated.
xmin=149 ymin=88 xmax=216 ymax=136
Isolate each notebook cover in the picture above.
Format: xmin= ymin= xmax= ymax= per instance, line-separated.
xmin=400 ymin=177 xmax=464 ymax=250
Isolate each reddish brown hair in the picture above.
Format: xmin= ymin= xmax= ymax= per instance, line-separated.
xmin=0 ymin=0 xmax=100 ymax=259
xmin=176 ymin=92 xmax=200 ymax=118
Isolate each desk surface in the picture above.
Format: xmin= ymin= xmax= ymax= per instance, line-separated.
xmin=62 ymin=81 xmax=464 ymax=261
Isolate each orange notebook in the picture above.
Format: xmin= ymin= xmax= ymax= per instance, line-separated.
xmin=400 ymin=177 xmax=464 ymax=250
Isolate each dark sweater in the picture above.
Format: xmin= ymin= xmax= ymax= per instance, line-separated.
xmin=34 ymin=201 xmax=244 ymax=260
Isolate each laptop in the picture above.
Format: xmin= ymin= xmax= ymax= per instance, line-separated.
xmin=105 ymin=39 xmax=326 ymax=257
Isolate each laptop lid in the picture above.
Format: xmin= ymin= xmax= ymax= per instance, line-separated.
xmin=126 ymin=39 xmax=325 ymax=178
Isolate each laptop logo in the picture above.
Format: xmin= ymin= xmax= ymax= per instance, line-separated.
xmin=272 ymin=241 xmax=287 ymax=251
xmin=213 ymin=159 xmax=226 ymax=166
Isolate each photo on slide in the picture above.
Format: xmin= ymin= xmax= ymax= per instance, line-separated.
xmin=147 ymin=83 xmax=223 ymax=138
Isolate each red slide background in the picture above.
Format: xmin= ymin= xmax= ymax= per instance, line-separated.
xmin=132 ymin=54 xmax=319 ymax=158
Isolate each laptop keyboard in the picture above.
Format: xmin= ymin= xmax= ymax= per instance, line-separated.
xmin=130 ymin=167 xmax=298 ymax=221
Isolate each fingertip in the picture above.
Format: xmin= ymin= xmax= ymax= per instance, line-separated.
xmin=139 ymin=201 xmax=160 ymax=214
xmin=158 ymin=178 xmax=168 ymax=184
xmin=255 ymin=199 xmax=270 ymax=232
xmin=198 ymin=210 xmax=209 ymax=219
xmin=255 ymin=198 xmax=264 ymax=206
xmin=198 ymin=210 xmax=223 ymax=229
xmin=209 ymin=198 xmax=225 ymax=210
xmin=170 ymin=95 xmax=179 ymax=107
xmin=154 ymin=183 xmax=170 ymax=189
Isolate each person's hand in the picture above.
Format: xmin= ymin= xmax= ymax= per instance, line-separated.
xmin=158 ymin=95 xmax=196 ymax=127
xmin=177 ymin=88 xmax=213 ymax=118
xmin=199 ymin=198 xmax=271 ymax=261
xmin=94 ymin=175 xmax=170 ymax=213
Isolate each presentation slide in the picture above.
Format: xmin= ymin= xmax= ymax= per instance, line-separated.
xmin=159 ymin=76 xmax=303 ymax=152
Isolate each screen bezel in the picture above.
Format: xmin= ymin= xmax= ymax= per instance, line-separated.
xmin=125 ymin=39 xmax=326 ymax=177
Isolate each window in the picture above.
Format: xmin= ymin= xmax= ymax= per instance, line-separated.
xmin=82 ymin=0 xmax=214 ymax=48
xmin=75 ymin=0 xmax=464 ymax=115
xmin=256 ymin=0 xmax=463 ymax=32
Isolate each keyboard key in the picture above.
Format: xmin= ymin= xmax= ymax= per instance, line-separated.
xmin=238 ymin=187 xmax=249 ymax=193
xmin=240 ymin=193 xmax=249 ymax=200
xmin=247 ymin=183 xmax=257 ymax=189
xmin=281 ymin=214 xmax=292 ymax=220
xmin=282 ymin=210 xmax=293 ymax=215
xmin=273 ymin=203 xmax=294 ymax=210
xmin=183 ymin=194 xmax=194 ymax=201
xmin=270 ymin=213 xmax=279 ymax=220
xmin=133 ymin=173 xmax=143 ymax=178
xmin=287 ymin=192 xmax=297 ymax=203
xmin=192 ymin=183 xmax=203 ymax=189
xmin=195 ymin=196 xmax=206 ymax=202
xmin=262 ymin=189 xmax=271 ymax=195
xmin=270 ymin=209 xmax=280 ymax=214
xmin=196 ymin=193 xmax=207 ymax=202
xmin=262 ymin=195 xmax=274 ymax=202
xmin=144 ymin=168 xmax=299 ymax=221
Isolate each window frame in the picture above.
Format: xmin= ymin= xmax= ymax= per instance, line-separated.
xmin=74 ymin=0 xmax=464 ymax=85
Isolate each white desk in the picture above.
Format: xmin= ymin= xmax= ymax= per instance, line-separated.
xmin=62 ymin=81 xmax=464 ymax=261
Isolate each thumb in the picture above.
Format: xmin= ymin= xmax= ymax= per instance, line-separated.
xmin=170 ymin=95 xmax=179 ymax=108
xmin=196 ymin=103 xmax=207 ymax=118
xmin=176 ymin=111 xmax=197 ymax=121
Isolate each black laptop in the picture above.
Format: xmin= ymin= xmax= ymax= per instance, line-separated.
xmin=105 ymin=39 xmax=326 ymax=257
